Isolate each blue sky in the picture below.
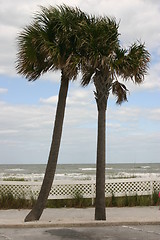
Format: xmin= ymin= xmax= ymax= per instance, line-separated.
xmin=0 ymin=0 xmax=160 ymax=164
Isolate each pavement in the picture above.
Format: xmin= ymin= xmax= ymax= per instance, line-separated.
xmin=0 ymin=206 xmax=160 ymax=228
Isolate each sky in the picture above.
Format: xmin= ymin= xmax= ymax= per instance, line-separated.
xmin=0 ymin=0 xmax=160 ymax=165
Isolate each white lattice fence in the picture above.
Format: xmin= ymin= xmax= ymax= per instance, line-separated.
xmin=49 ymin=182 xmax=94 ymax=199
xmin=0 ymin=181 xmax=36 ymax=198
xmin=153 ymin=180 xmax=160 ymax=191
xmin=105 ymin=178 xmax=153 ymax=197
xmin=0 ymin=178 xmax=160 ymax=200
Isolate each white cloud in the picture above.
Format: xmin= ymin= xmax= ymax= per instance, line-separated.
xmin=0 ymin=88 xmax=8 ymax=94
xmin=148 ymin=108 xmax=160 ymax=121
xmin=108 ymin=106 xmax=160 ymax=124
xmin=108 ymin=107 xmax=141 ymax=122
xmin=0 ymin=129 xmax=18 ymax=134
xmin=142 ymin=63 xmax=160 ymax=90
xmin=0 ymin=95 xmax=159 ymax=163
xmin=40 ymin=83 xmax=94 ymax=106
xmin=40 ymin=95 xmax=58 ymax=104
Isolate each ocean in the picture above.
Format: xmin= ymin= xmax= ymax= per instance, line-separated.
xmin=0 ymin=163 xmax=160 ymax=182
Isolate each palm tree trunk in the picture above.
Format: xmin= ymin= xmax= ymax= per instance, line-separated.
xmin=95 ymin=108 xmax=106 ymax=220
xmin=25 ymin=72 xmax=69 ymax=222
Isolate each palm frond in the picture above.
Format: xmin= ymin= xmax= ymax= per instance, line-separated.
xmin=80 ymin=16 xmax=119 ymax=87
xmin=16 ymin=5 xmax=91 ymax=81
xmin=16 ymin=23 xmax=53 ymax=81
xmin=114 ymin=42 xmax=150 ymax=84
xmin=112 ymin=80 xmax=128 ymax=104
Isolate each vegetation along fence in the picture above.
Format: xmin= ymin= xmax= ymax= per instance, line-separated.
xmin=0 ymin=178 xmax=160 ymax=202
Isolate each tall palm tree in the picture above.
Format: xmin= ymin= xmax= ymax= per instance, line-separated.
xmin=16 ymin=5 xmax=89 ymax=222
xmin=80 ymin=18 xmax=150 ymax=220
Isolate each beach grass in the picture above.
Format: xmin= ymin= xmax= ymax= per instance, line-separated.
xmin=0 ymin=190 xmax=159 ymax=209
xmin=0 ymin=190 xmax=35 ymax=209
xmin=106 ymin=194 xmax=152 ymax=207
xmin=3 ymin=177 xmax=26 ymax=181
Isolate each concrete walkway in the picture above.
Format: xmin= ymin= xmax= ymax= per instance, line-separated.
xmin=0 ymin=207 xmax=160 ymax=228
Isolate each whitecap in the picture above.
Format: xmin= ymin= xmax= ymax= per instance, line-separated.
xmin=6 ymin=168 xmax=25 ymax=172
xmin=80 ymin=168 xmax=96 ymax=171
xmin=141 ymin=166 xmax=150 ymax=169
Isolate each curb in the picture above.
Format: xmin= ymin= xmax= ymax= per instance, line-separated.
xmin=1 ymin=221 xmax=160 ymax=228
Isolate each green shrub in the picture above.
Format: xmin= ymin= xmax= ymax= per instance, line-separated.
xmin=139 ymin=195 xmax=151 ymax=206
xmin=0 ymin=190 xmax=35 ymax=209
xmin=105 ymin=194 xmax=154 ymax=208
xmin=3 ymin=177 xmax=26 ymax=181
xmin=71 ymin=189 xmax=93 ymax=208
xmin=106 ymin=197 xmax=112 ymax=207
xmin=0 ymin=190 xmax=159 ymax=209
xmin=152 ymin=191 xmax=159 ymax=205
xmin=46 ymin=198 xmax=92 ymax=208
xmin=111 ymin=193 xmax=117 ymax=207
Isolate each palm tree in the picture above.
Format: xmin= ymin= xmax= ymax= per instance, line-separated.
xmin=16 ymin=5 xmax=89 ymax=222
xmin=80 ymin=18 xmax=150 ymax=220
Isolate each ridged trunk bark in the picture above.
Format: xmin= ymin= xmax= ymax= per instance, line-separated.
xmin=25 ymin=73 xmax=69 ymax=222
xmin=95 ymin=108 xmax=106 ymax=220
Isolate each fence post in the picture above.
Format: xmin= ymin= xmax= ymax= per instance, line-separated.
xmin=91 ymin=178 xmax=94 ymax=205
xmin=150 ymin=179 xmax=153 ymax=204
